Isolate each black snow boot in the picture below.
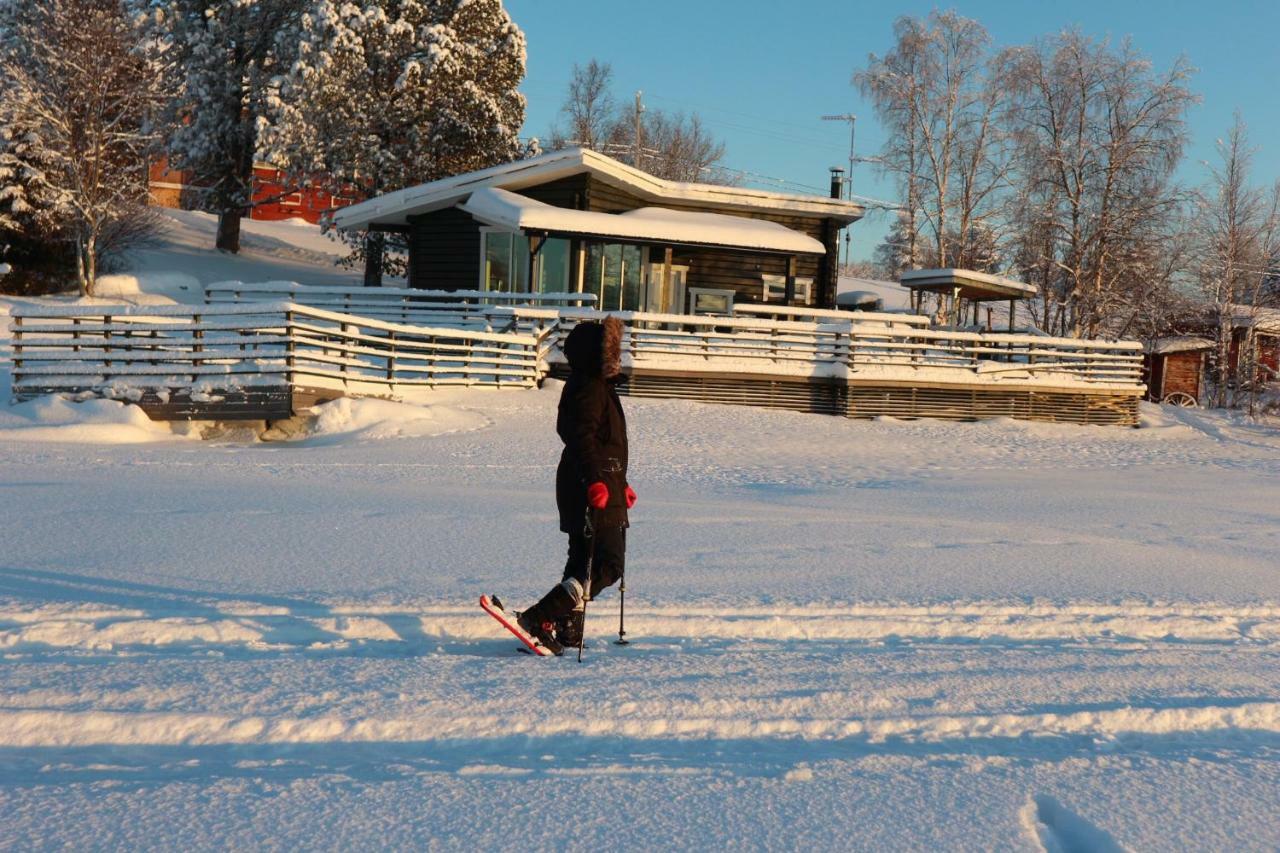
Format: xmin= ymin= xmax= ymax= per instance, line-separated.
xmin=555 ymin=608 xmax=585 ymax=648
xmin=518 ymin=582 xmax=578 ymax=656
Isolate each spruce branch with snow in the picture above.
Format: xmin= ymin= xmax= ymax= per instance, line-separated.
xmin=140 ymin=0 xmax=307 ymax=255
xmin=0 ymin=0 xmax=163 ymax=296
xmin=260 ymin=0 xmax=528 ymax=277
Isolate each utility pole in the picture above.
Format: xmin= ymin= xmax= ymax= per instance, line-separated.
xmin=634 ymin=91 xmax=645 ymax=170
xmin=822 ymin=113 xmax=857 ymax=270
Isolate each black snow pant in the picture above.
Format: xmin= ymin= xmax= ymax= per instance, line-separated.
xmin=562 ymin=526 xmax=626 ymax=601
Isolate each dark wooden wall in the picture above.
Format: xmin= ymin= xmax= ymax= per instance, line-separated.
xmin=406 ymin=207 xmax=480 ymax=291
xmin=404 ymin=171 xmax=846 ymax=306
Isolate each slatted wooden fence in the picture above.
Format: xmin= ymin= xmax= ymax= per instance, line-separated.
xmin=10 ymin=302 xmax=544 ymax=420
xmin=8 ymin=298 xmax=1144 ymax=425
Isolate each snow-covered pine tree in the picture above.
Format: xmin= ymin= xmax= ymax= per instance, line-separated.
xmin=260 ymin=0 xmax=527 ymax=282
xmin=0 ymin=0 xmax=160 ymax=295
xmin=0 ymin=95 xmax=67 ymax=241
xmin=141 ymin=0 xmax=306 ymax=254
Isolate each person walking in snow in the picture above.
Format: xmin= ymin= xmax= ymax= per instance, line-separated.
xmin=518 ymin=316 xmax=635 ymax=654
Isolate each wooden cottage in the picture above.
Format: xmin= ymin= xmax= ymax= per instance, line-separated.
xmin=332 ymin=148 xmax=863 ymax=313
xmin=1221 ymin=306 xmax=1280 ymax=386
xmin=1176 ymin=305 xmax=1280 ymax=389
xmin=1144 ymin=337 xmax=1213 ymax=405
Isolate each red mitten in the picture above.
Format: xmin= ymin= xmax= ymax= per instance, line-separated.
xmin=625 ymin=485 xmax=637 ymax=509
xmin=586 ymin=481 xmax=609 ymax=510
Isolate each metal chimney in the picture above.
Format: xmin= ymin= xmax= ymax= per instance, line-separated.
xmin=829 ymin=167 xmax=845 ymax=200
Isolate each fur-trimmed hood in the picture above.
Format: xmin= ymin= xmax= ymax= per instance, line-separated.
xmin=563 ymin=316 xmax=623 ymax=378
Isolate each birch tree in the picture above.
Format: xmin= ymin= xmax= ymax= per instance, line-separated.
xmin=1000 ymin=32 xmax=1195 ymax=337
xmin=548 ymin=59 xmax=616 ymax=151
xmin=548 ymin=58 xmax=731 ymax=183
xmin=856 ymin=11 xmax=1008 ymax=274
xmin=1196 ymin=115 xmax=1280 ymax=409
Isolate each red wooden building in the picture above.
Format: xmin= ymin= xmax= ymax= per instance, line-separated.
xmin=148 ymin=158 xmax=356 ymax=225
xmin=1143 ymin=337 xmax=1213 ymax=405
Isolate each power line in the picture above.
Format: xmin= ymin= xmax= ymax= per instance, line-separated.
xmin=645 ymin=92 xmax=853 ymax=141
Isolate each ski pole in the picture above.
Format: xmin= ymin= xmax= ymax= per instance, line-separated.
xmin=579 ymin=507 xmax=598 ymax=664
xmin=614 ymin=562 xmax=629 ymax=645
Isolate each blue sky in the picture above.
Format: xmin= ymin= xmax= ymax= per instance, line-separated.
xmin=505 ymin=0 xmax=1280 ymax=262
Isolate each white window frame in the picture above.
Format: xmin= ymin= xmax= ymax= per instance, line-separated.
xmin=688 ymin=287 xmax=735 ymax=315
xmin=761 ymin=273 xmax=813 ymax=305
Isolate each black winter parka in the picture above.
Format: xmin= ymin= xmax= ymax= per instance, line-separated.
xmin=555 ymin=319 xmax=630 ymax=533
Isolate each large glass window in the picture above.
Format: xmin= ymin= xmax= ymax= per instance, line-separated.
xmin=481 ymin=230 xmax=568 ymax=293
xmin=584 ymin=242 xmax=644 ymax=310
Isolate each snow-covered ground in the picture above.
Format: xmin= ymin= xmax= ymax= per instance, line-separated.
xmin=1 ymin=378 xmax=1279 ymax=849
xmin=123 ymin=209 xmax=369 ymax=292
xmin=2 ymin=236 xmax=1279 ymax=849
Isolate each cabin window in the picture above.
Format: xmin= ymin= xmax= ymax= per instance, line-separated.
xmin=761 ymin=274 xmax=813 ymax=304
xmin=480 ymin=228 xmax=569 ymax=293
xmin=688 ymin=287 xmax=735 ymax=315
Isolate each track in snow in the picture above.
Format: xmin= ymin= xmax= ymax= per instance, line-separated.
xmin=4 ymin=599 xmax=1278 ymax=656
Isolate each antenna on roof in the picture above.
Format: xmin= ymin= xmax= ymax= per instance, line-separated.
xmin=820 ymin=114 xmax=856 ymax=200
xmin=822 ymin=114 xmax=857 ymax=269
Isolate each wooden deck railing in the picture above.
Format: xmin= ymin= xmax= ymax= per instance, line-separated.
xmin=519 ymin=308 xmax=1144 ymax=389
xmin=10 ymin=302 xmax=545 ymax=402
xmin=204 ymin=282 xmax=596 ymax=331
xmin=8 ymin=299 xmax=1143 ymax=426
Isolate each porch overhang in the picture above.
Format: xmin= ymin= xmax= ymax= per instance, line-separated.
xmin=900 ymin=268 xmax=1038 ymax=301
xmin=458 ymin=187 xmax=826 ymax=256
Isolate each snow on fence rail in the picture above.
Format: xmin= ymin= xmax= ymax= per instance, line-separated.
xmin=731 ymin=303 xmax=930 ymax=328
xmin=204 ymin=282 xmax=596 ymax=331
xmin=9 ymin=302 xmax=546 ymax=405
xmin=522 ymin=308 xmax=1144 ymax=389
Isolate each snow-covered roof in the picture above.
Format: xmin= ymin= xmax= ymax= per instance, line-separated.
xmin=1149 ymin=336 xmax=1213 ymax=354
xmin=900 ymin=268 xmax=1038 ymax=300
xmin=1225 ymin=304 xmax=1280 ymax=334
xmin=458 ymin=188 xmax=826 ymax=255
xmin=838 ymin=275 xmax=912 ymax=310
xmin=334 ymin=147 xmax=864 ymax=231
